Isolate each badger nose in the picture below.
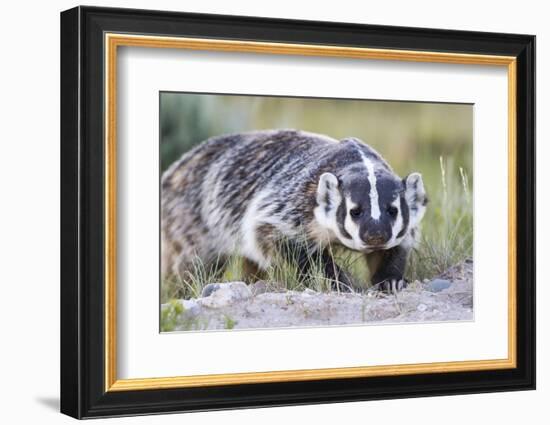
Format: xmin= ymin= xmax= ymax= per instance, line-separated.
xmin=365 ymin=234 xmax=385 ymax=246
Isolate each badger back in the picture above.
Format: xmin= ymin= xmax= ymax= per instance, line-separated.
xmin=162 ymin=130 xmax=339 ymax=232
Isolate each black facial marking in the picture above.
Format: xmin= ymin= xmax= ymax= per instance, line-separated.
xmin=376 ymin=177 xmax=402 ymax=213
xmin=346 ymin=176 xmax=371 ymax=216
xmin=336 ymin=197 xmax=352 ymax=239
xmin=397 ymin=195 xmax=409 ymax=239
xmin=387 ymin=205 xmax=398 ymax=219
xmin=350 ymin=207 xmax=363 ymax=219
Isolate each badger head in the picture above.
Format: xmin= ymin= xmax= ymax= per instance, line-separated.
xmin=314 ymin=166 xmax=427 ymax=252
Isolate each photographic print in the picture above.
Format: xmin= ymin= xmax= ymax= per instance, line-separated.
xmin=160 ymin=93 xmax=473 ymax=332
xmin=61 ymin=8 xmax=535 ymax=417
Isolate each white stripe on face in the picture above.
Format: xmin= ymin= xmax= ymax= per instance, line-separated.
xmin=360 ymin=153 xmax=381 ymax=220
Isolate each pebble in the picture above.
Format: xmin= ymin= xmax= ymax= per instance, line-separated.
xmin=201 ymin=283 xmax=221 ymax=298
xmin=200 ymin=282 xmax=252 ymax=308
xmin=250 ymin=281 xmax=268 ymax=296
xmin=417 ymin=303 xmax=428 ymax=312
xmin=426 ymin=279 xmax=452 ymax=293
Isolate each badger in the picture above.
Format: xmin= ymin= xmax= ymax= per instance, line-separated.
xmin=161 ymin=129 xmax=427 ymax=292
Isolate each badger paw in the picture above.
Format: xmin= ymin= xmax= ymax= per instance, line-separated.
xmin=372 ymin=279 xmax=408 ymax=294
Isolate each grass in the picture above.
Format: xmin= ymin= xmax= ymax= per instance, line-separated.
xmin=223 ymin=315 xmax=237 ymax=330
xmin=160 ymin=156 xmax=472 ymax=304
xmin=406 ymin=157 xmax=473 ymax=281
xmin=265 ymin=237 xmax=338 ymax=293
xmin=160 ymin=300 xmax=183 ymax=332
xmin=161 ymin=255 xmax=237 ymax=302
xmin=160 ymin=299 xmax=212 ymax=332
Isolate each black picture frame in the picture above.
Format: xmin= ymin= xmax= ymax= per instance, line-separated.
xmin=60 ymin=5 xmax=535 ymax=419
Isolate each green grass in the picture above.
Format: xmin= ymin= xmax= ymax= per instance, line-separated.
xmin=160 ymin=300 xmax=184 ymax=332
xmin=265 ymin=237 xmax=335 ymax=293
xmin=161 ymin=255 xmax=231 ymax=302
xmin=223 ymin=315 xmax=237 ymax=330
xmin=406 ymin=157 xmax=473 ymax=281
xmin=160 ymin=299 xmax=212 ymax=332
xmin=160 ymin=156 xmax=472 ymax=303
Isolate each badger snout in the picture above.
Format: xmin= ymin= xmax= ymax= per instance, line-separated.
xmin=361 ymin=222 xmax=391 ymax=247
xmin=365 ymin=234 xmax=386 ymax=246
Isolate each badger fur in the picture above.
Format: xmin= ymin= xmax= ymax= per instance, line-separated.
xmin=161 ymin=129 xmax=428 ymax=292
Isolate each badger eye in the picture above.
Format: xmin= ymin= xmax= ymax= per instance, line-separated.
xmin=387 ymin=205 xmax=398 ymax=218
xmin=350 ymin=207 xmax=363 ymax=218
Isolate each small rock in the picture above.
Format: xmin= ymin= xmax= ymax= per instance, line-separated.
xmin=304 ymin=288 xmax=317 ymax=295
xmin=201 ymin=283 xmax=221 ymax=298
xmin=426 ymin=279 xmax=452 ymax=293
xmin=250 ymin=280 xmax=269 ymax=296
xmin=200 ymin=282 xmax=252 ymax=308
xmin=417 ymin=303 xmax=428 ymax=312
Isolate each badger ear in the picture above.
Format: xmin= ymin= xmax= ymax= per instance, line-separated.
xmin=317 ymin=172 xmax=341 ymax=211
xmin=404 ymin=172 xmax=428 ymax=225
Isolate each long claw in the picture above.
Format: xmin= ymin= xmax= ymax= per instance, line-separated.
xmin=372 ymin=279 xmax=408 ymax=294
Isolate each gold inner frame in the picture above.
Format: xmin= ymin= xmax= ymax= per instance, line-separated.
xmin=104 ymin=33 xmax=517 ymax=392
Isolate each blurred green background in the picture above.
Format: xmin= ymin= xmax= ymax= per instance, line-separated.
xmin=160 ymin=92 xmax=473 ymax=296
xmin=160 ymin=92 xmax=472 ymax=188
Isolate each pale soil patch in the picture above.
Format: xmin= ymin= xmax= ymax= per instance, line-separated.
xmin=163 ymin=259 xmax=473 ymax=331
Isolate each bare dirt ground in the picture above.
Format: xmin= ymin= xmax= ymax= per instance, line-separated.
xmin=163 ymin=259 xmax=473 ymax=331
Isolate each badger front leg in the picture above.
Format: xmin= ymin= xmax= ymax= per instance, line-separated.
xmin=321 ymin=249 xmax=356 ymax=292
xmin=242 ymin=258 xmax=267 ymax=283
xmin=366 ymin=245 xmax=410 ymax=293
